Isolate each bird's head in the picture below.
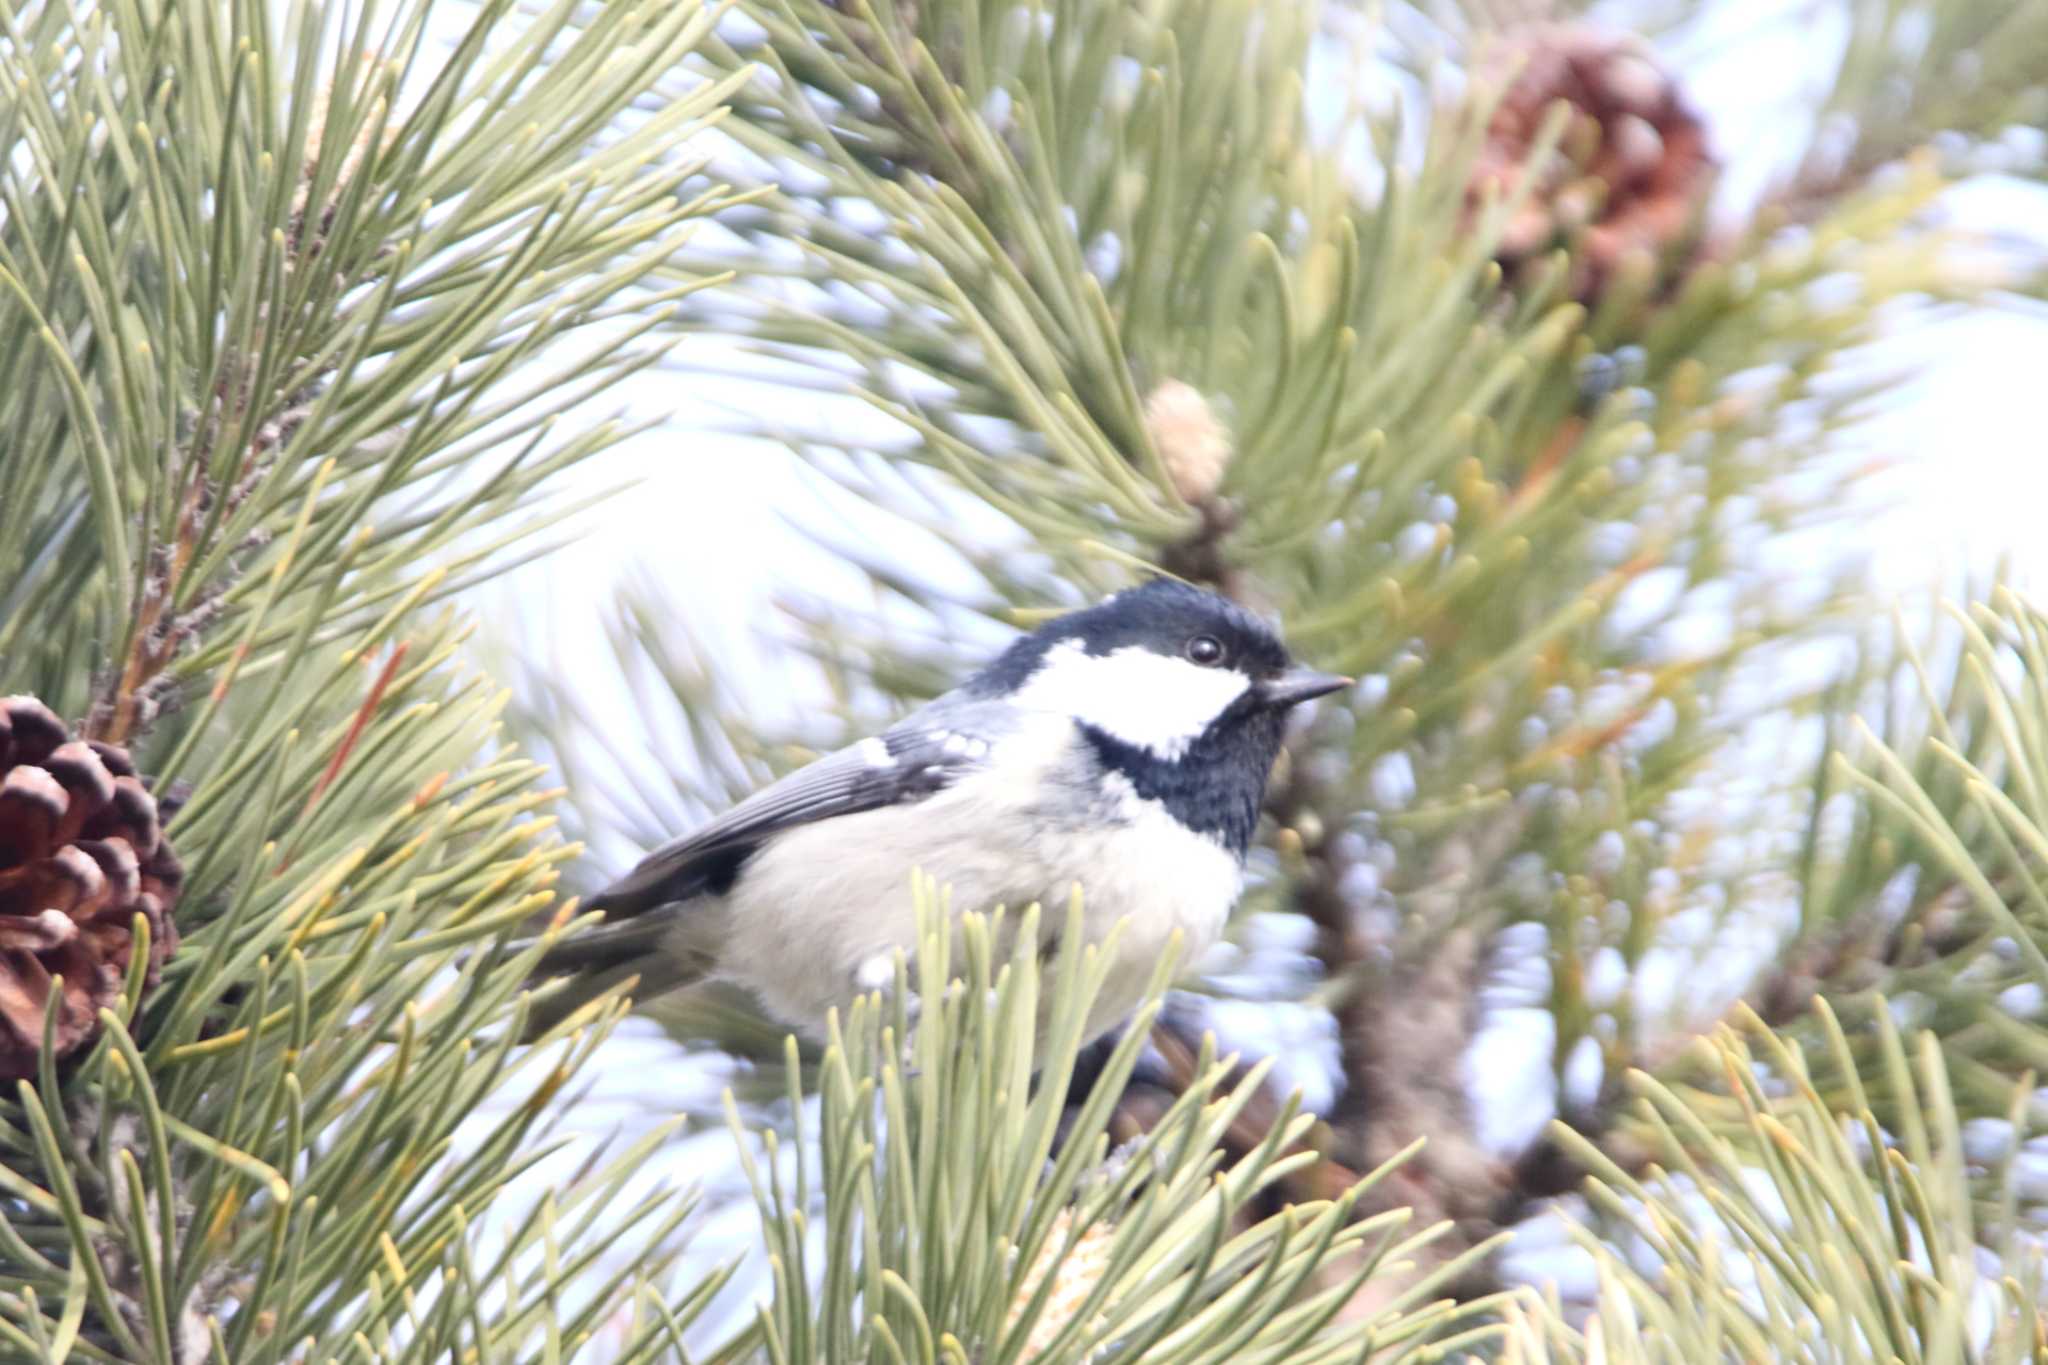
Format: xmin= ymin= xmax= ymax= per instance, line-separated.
xmin=971 ymin=579 xmax=1347 ymax=776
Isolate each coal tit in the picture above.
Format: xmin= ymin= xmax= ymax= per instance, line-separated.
xmin=526 ymin=579 xmax=1346 ymax=1044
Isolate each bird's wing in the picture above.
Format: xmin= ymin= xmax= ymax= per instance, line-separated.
xmin=585 ymin=705 xmax=1004 ymax=920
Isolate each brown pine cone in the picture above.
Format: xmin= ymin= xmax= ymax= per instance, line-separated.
xmin=1469 ymin=24 xmax=1714 ymax=303
xmin=0 ymin=696 xmax=183 ymax=1080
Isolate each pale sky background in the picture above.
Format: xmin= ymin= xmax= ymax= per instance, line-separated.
xmin=452 ymin=0 xmax=2048 ymax=1342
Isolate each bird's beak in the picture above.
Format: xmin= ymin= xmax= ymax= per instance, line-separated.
xmin=1257 ymin=668 xmax=1351 ymax=709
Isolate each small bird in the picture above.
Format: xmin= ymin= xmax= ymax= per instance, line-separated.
xmin=524 ymin=579 xmax=1346 ymax=1045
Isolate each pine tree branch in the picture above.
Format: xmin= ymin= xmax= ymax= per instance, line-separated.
xmin=1514 ymin=1004 xmax=2047 ymax=1358
xmin=0 ymin=0 xmax=752 ymax=1353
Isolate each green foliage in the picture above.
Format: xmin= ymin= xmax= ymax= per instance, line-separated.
xmin=1509 ymin=1005 xmax=2044 ymax=1361
xmin=0 ymin=0 xmax=747 ymax=1357
xmin=1497 ymin=587 xmax=2048 ymax=1358
xmin=1800 ymin=0 xmax=2048 ymax=191
xmin=0 ymin=0 xmax=747 ymax=729
xmin=1779 ymin=589 xmax=2048 ymax=1133
xmin=0 ymin=618 xmax=720 ymax=1361
xmin=731 ymin=887 xmax=1510 ymax=1364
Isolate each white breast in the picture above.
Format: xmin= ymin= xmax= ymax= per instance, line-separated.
xmin=1048 ymin=772 xmax=1242 ymax=1039
xmin=703 ymin=713 xmax=1240 ymax=1041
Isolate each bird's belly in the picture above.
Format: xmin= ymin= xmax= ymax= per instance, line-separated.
xmin=711 ymin=789 xmax=1240 ymax=1040
xmin=1044 ymin=803 xmax=1243 ymax=1041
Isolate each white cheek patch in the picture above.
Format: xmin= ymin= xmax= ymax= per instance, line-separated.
xmin=1014 ymin=641 xmax=1250 ymax=758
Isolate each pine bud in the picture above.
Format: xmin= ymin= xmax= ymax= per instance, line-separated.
xmin=1145 ymin=380 xmax=1231 ymax=506
xmin=1006 ymin=1210 xmax=1115 ymax=1360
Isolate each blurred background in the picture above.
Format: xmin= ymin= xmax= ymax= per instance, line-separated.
xmin=458 ymin=0 xmax=2048 ymax=1335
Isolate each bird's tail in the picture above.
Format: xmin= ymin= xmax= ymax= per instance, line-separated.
xmin=510 ymin=905 xmax=715 ymax=1041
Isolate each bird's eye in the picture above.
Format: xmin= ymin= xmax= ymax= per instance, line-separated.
xmin=1185 ymin=635 xmax=1226 ymax=667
